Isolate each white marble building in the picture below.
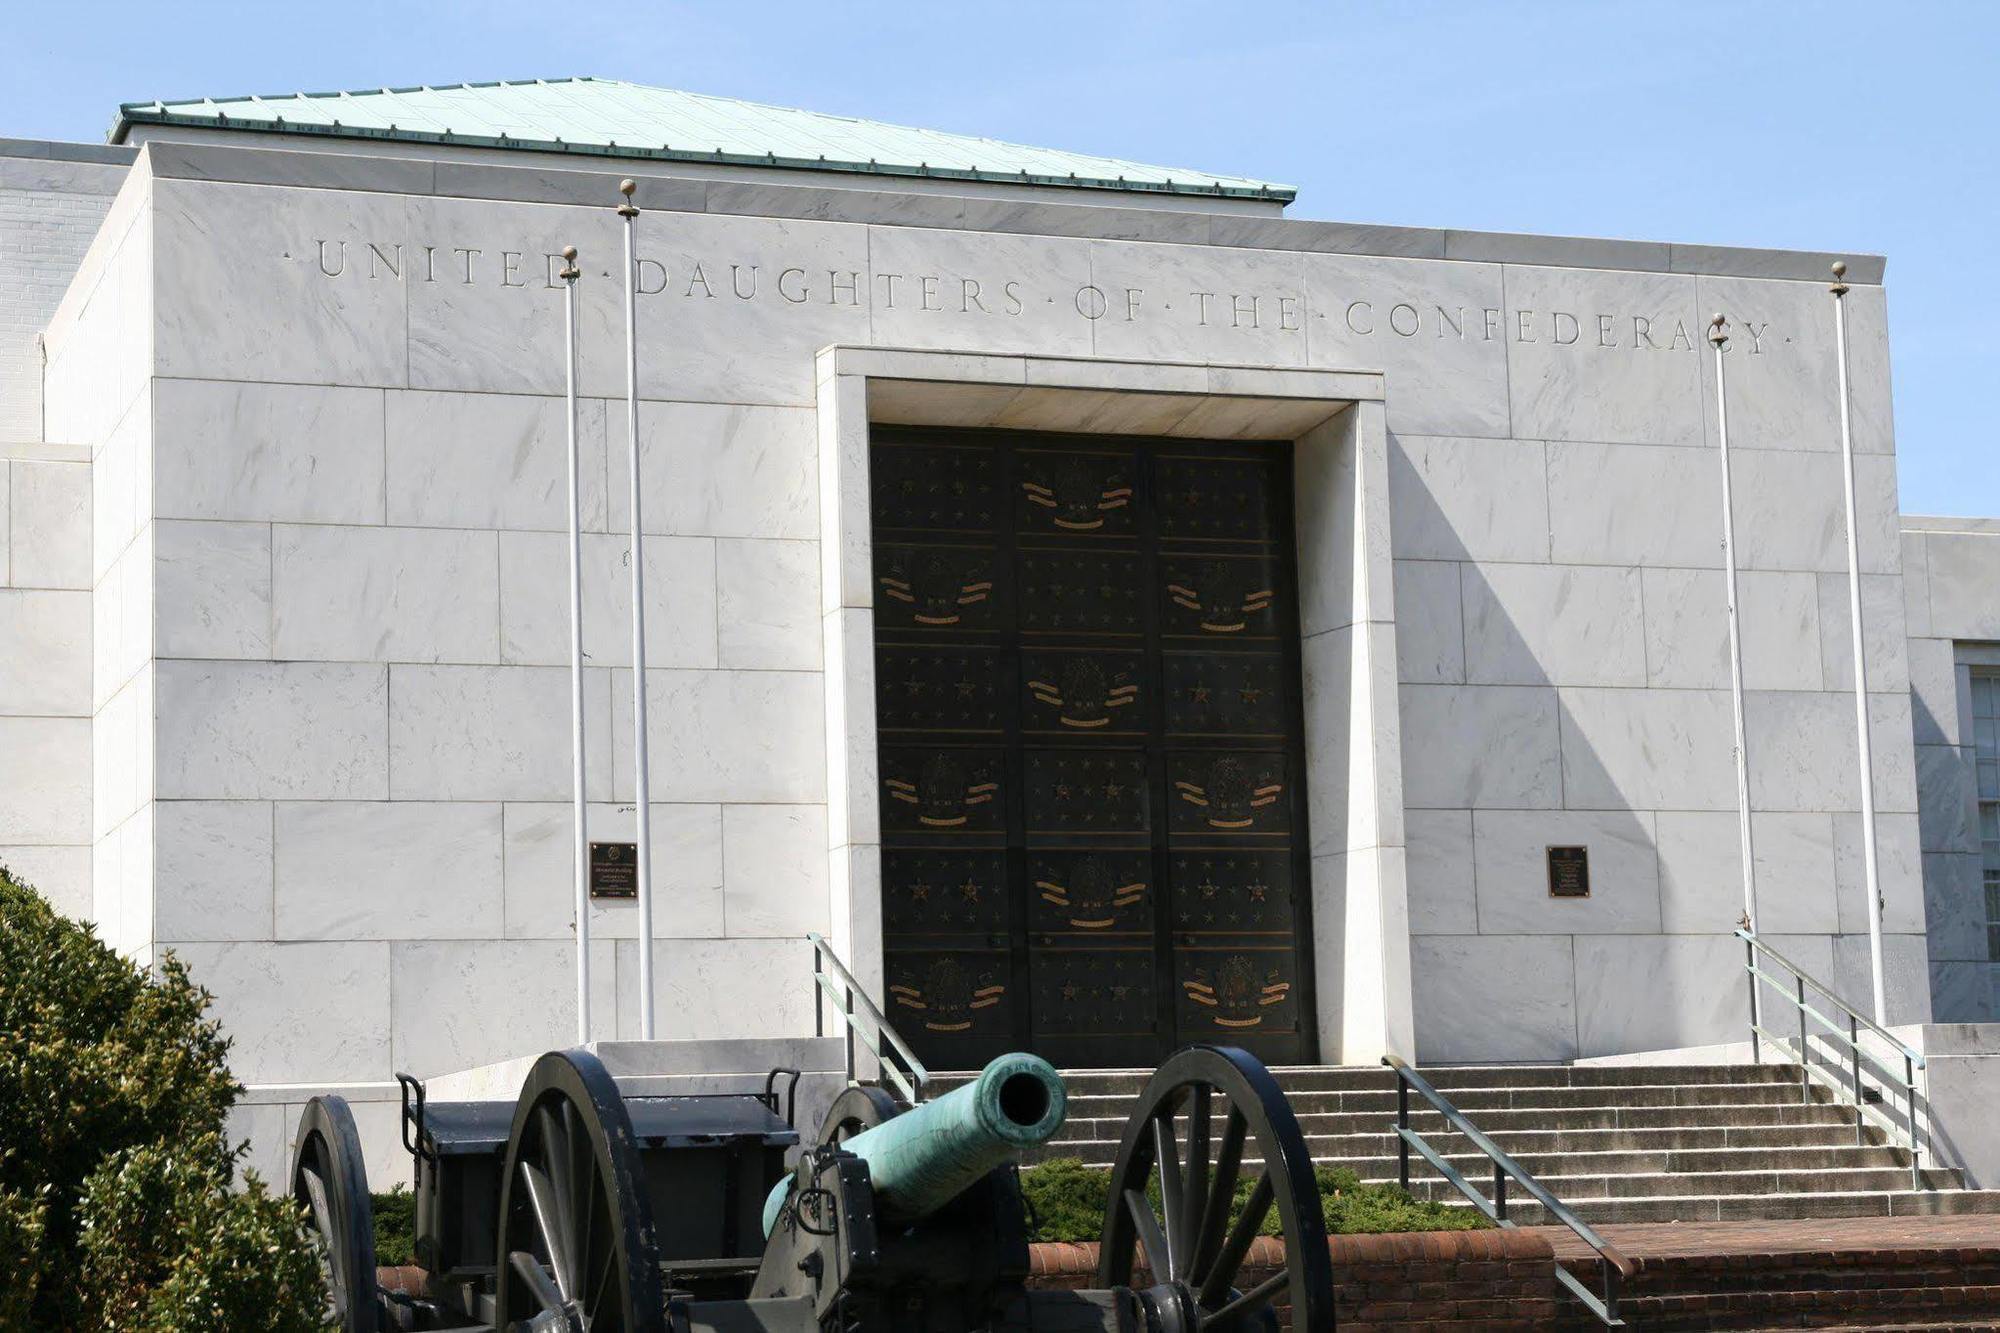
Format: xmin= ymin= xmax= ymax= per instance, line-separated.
xmin=1 ymin=80 xmax=1996 ymax=1175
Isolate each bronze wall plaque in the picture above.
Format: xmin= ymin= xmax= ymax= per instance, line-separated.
xmin=589 ymin=841 xmax=638 ymax=899
xmin=1547 ymin=845 xmax=1590 ymax=898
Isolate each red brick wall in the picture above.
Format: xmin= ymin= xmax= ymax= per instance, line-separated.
xmin=1027 ymin=1229 xmax=1559 ymax=1331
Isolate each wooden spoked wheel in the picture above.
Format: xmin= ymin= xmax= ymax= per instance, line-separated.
xmin=291 ymin=1095 xmax=379 ymax=1333
xmin=1096 ymin=1045 xmax=1334 ymax=1332
xmin=817 ymin=1083 xmax=904 ymax=1146
xmin=493 ymin=1050 xmax=666 ymax=1333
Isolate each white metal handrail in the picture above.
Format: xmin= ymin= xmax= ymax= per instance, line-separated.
xmin=807 ymin=932 xmax=930 ymax=1104
xmin=1737 ymin=928 xmax=1926 ymax=1188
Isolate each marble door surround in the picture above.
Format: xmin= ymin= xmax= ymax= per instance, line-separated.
xmin=813 ymin=346 xmax=1412 ymax=1064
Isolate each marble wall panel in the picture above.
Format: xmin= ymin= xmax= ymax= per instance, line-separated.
xmin=716 ymin=539 xmax=820 ymax=671
xmin=164 ymin=941 xmax=391 ymax=1084
xmin=1087 ymin=239 xmax=1307 ymax=368
xmin=500 ymin=801 xmax=724 ymax=940
xmin=153 ymin=800 xmax=273 ymax=942
xmin=0 ymin=588 xmax=88 ymax=714
xmin=1398 ymin=684 xmax=1561 ymax=810
xmin=1916 ymin=743 xmax=1978 ymax=855
xmin=1404 ymin=809 xmax=1475 ymax=934
xmin=0 ymin=844 xmax=90 ymax=919
xmin=386 ymin=389 xmax=610 ymax=532
xmin=498 ymin=531 xmax=718 ymax=669
xmin=1923 ymin=851 xmax=1989 ymax=963
xmin=1386 ymin=435 xmax=1549 ymax=563
xmin=1545 ymin=442 xmax=1717 ymax=568
xmin=1303 ymin=253 xmax=1509 ymax=438
xmin=1392 ymin=560 xmax=1463 ymax=684
xmin=90 ymin=397 xmax=148 ymax=582
xmin=153 ymin=179 xmax=413 ymax=386
xmin=866 ymin=225 xmax=1093 ymax=356
xmin=0 ymin=716 xmax=89 ymax=842
xmin=1726 ymin=448 xmax=1895 ymax=575
xmin=1907 ymin=637 xmax=1962 ymax=748
xmin=152 ymin=379 xmax=386 ymax=525
xmin=0 ymin=463 xmax=9 ymax=582
xmin=1410 ymin=935 xmax=1576 ymax=1063
xmin=1745 ymin=689 xmax=1917 ymax=815
xmin=1471 ymin=808 xmax=1661 ymax=934
xmin=1832 ymin=811 xmax=1924 ymax=935
xmin=273 ymin=524 xmax=499 ymax=664
xmin=9 ymin=459 xmax=90 ymax=588
xmin=91 ymin=671 xmax=143 ymax=841
xmin=1558 ymin=687 xmax=1734 ymax=811
xmin=1925 ymin=532 xmax=2000 ymax=640
xmin=275 ymin=801 xmax=503 ymax=940
xmin=1930 ymin=961 xmax=1997 ymax=1024
xmin=387 ymin=664 xmax=613 ymax=802
xmin=1655 ymin=810 xmax=1839 ymax=936
xmin=93 ymin=529 xmax=151 ymax=712
xmin=722 ymin=804 xmax=830 ymax=937
xmin=606 ymin=400 xmax=820 ymax=541
xmin=1461 ymin=564 xmax=1645 ymax=687
xmin=390 ymin=938 xmax=619 ymax=1075
xmin=611 ymin=668 xmax=826 ymax=805
xmin=1503 ymin=264 xmax=1703 ymax=447
xmin=1694 ymin=274 xmax=1893 ymax=456
xmin=1641 ymin=568 xmax=1823 ymax=692
xmin=1900 ymin=531 xmax=1931 ymax=637
xmin=155 ymin=660 xmax=387 ymax=801
xmin=153 ymin=520 xmax=270 ymax=660
xmin=1830 ymin=931 xmax=1933 ymax=1025
xmin=612 ymin=936 xmax=818 ymax=1041
xmin=1573 ymin=934 xmax=1743 ymax=1057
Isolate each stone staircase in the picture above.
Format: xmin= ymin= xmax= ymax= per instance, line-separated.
xmin=935 ymin=1061 xmax=2000 ymax=1227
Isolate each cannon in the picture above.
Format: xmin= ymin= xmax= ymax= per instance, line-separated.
xmin=291 ymin=1044 xmax=1333 ymax=1331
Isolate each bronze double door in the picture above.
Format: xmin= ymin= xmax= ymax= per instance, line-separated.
xmin=871 ymin=427 xmax=1316 ymax=1070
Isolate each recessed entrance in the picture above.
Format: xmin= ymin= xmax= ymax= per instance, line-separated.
xmin=870 ymin=426 xmax=1316 ymax=1069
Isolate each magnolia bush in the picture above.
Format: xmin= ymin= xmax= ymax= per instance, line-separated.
xmin=0 ymin=864 xmax=327 ymax=1330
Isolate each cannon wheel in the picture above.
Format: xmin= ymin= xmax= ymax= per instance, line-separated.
xmin=817 ymin=1082 xmax=904 ymax=1146
xmin=1097 ymin=1045 xmax=1333 ymax=1332
xmin=492 ymin=1050 xmax=667 ymax=1333
xmin=292 ymin=1095 xmax=379 ymax=1333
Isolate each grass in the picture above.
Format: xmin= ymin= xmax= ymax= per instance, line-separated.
xmin=1019 ymin=1157 xmax=1487 ymax=1243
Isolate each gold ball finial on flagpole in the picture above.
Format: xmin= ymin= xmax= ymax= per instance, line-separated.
xmin=558 ymin=244 xmax=579 ymax=282
xmin=617 ymin=178 xmax=638 ymax=218
xmin=1708 ymin=312 xmax=1728 ymax=347
xmin=1830 ymin=259 xmax=1849 ymax=296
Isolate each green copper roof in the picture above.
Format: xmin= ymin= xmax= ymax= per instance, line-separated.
xmin=112 ymin=77 xmax=1294 ymax=202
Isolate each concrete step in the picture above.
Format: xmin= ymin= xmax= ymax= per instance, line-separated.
xmin=1049 ymin=1101 xmax=1871 ymax=1144
xmin=1401 ymin=1164 xmax=1966 ymax=1205
xmin=931 ymin=1061 xmax=1803 ymax=1096
xmin=1482 ymin=1188 xmax=2000 ymax=1227
xmin=1600 ymin=1284 xmax=2000 ymax=1330
xmin=1051 ymin=1079 xmax=1827 ymax=1118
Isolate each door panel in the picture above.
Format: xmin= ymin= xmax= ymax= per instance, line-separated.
xmin=872 ymin=427 xmax=1316 ymax=1069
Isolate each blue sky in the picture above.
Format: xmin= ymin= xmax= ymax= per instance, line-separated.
xmin=7 ymin=1 xmax=1994 ymax=515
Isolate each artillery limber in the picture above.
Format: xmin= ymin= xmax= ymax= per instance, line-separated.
xmin=291 ymin=1044 xmax=1333 ymax=1331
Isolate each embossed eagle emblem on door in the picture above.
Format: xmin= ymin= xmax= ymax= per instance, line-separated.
xmin=890 ymin=956 xmax=1005 ymax=1033
xmin=1021 ymin=458 xmax=1132 ymax=531
xmin=1028 ymin=656 xmax=1139 ymax=729
xmin=885 ymin=752 xmax=999 ymax=827
xmin=1182 ymin=955 xmax=1291 ymax=1028
xmin=1175 ymin=756 xmax=1284 ymax=829
xmin=1167 ymin=561 xmax=1275 ymax=633
xmin=1036 ymin=854 xmax=1147 ymax=929
xmin=879 ymin=553 xmax=994 ymax=626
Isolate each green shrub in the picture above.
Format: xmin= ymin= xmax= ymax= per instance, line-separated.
xmin=371 ymin=1187 xmax=417 ymax=1267
xmin=0 ymin=864 xmax=328 ymax=1329
xmin=1018 ymin=1157 xmax=1485 ymax=1243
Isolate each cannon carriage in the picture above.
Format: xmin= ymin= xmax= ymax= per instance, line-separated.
xmin=291 ymin=1043 xmax=1334 ymax=1331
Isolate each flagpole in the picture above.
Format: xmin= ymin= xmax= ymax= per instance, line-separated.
xmin=1830 ymin=260 xmax=1888 ymax=1024
xmin=1710 ymin=315 xmax=1761 ymax=975
xmin=618 ymin=179 xmax=657 ymax=1040
xmin=559 ymin=244 xmax=591 ymax=1045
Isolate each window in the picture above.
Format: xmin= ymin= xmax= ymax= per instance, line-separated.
xmin=1974 ymin=671 xmax=2000 ymax=993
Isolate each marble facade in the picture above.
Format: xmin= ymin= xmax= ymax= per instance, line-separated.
xmin=2 ymin=127 xmax=1997 ymax=1176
